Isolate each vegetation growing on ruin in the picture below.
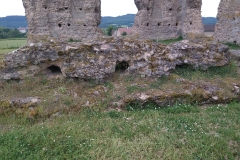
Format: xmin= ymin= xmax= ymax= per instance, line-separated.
xmin=154 ymin=36 xmax=183 ymax=44
xmin=224 ymin=42 xmax=240 ymax=50
xmin=68 ymin=38 xmax=82 ymax=43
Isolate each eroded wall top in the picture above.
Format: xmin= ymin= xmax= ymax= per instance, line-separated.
xmin=23 ymin=0 xmax=102 ymax=42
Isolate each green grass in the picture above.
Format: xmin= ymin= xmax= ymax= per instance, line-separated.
xmin=154 ymin=36 xmax=183 ymax=45
xmin=172 ymin=62 xmax=238 ymax=80
xmin=0 ymin=40 xmax=239 ymax=159
xmin=0 ymin=102 xmax=239 ymax=159
xmin=68 ymin=38 xmax=82 ymax=42
xmin=150 ymin=75 xmax=169 ymax=89
xmin=224 ymin=42 xmax=240 ymax=50
xmin=126 ymin=85 xmax=145 ymax=93
xmin=0 ymin=38 xmax=27 ymax=56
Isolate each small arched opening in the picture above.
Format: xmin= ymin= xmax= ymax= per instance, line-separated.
xmin=115 ymin=61 xmax=130 ymax=72
xmin=47 ymin=65 xmax=62 ymax=74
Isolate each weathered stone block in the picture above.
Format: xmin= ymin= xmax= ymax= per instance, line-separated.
xmin=132 ymin=0 xmax=204 ymax=40
xmin=22 ymin=0 xmax=102 ymax=43
xmin=214 ymin=0 xmax=240 ymax=45
xmin=1 ymin=38 xmax=230 ymax=80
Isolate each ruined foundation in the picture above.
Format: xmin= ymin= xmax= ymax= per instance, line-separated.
xmin=1 ymin=38 xmax=230 ymax=80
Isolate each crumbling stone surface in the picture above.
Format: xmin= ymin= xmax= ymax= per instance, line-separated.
xmin=214 ymin=0 xmax=240 ymax=45
xmin=132 ymin=0 xmax=204 ymax=40
xmin=0 ymin=97 xmax=41 ymax=118
xmin=181 ymin=0 xmax=204 ymax=38
xmin=22 ymin=0 xmax=102 ymax=43
xmin=111 ymin=80 xmax=240 ymax=109
xmin=1 ymin=38 xmax=230 ymax=80
xmin=133 ymin=0 xmax=182 ymax=40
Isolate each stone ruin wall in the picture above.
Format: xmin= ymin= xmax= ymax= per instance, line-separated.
xmin=132 ymin=0 xmax=182 ymax=40
xmin=132 ymin=0 xmax=204 ymax=39
xmin=22 ymin=0 xmax=239 ymax=43
xmin=22 ymin=0 xmax=102 ymax=42
xmin=180 ymin=0 xmax=204 ymax=37
xmin=214 ymin=0 xmax=240 ymax=45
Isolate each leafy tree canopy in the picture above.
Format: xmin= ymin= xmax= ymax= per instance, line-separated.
xmin=0 ymin=27 xmax=26 ymax=39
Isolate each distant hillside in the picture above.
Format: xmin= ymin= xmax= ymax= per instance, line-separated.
xmin=0 ymin=16 xmax=27 ymax=28
xmin=202 ymin=17 xmax=218 ymax=24
xmin=0 ymin=15 xmax=217 ymax=29
xmin=99 ymin=14 xmax=136 ymax=28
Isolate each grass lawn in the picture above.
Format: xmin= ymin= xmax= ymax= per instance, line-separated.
xmin=0 ymin=38 xmax=239 ymax=159
xmin=0 ymin=38 xmax=27 ymax=61
xmin=0 ymin=102 xmax=239 ymax=159
xmin=224 ymin=42 xmax=240 ymax=50
xmin=0 ymin=62 xmax=240 ymax=159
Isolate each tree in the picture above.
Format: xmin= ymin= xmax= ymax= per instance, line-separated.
xmin=121 ymin=31 xmax=127 ymax=36
xmin=106 ymin=25 xmax=116 ymax=36
xmin=0 ymin=27 xmax=26 ymax=39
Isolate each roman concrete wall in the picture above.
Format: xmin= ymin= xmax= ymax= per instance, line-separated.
xmin=214 ymin=0 xmax=240 ymax=45
xmin=132 ymin=0 xmax=182 ymax=40
xmin=132 ymin=0 xmax=204 ymax=39
xmin=181 ymin=0 xmax=204 ymax=37
xmin=22 ymin=0 xmax=102 ymax=42
xmin=22 ymin=0 xmax=239 ymax=43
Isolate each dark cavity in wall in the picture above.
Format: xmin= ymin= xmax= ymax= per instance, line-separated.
xmin=47 ymin=65 xmax=62 ymax=74
xmin=115 ymin=61 xmax=130 ymax=72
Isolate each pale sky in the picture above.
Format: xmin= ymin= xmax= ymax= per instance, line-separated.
xmin=0 ymin=0 xmax=221 ymax=17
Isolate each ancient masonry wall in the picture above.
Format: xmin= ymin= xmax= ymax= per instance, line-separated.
xmin=132 ymin=0 xmax=204 ymax=40
xmin=22 ymin=0 xmax=102 ymax=42
xmin=132 ymin=0 xmax=182 ymax=40
xmin=181 ymin=0 xmax=204 ymax=37
xmin=214 ymin=0 xmax=240 ymax=45
xmin=22 ymin=0 xmax=239 ymax=43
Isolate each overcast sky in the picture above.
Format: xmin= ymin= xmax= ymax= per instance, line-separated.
xmin=0 ymin=0 xmax=221 ymax=17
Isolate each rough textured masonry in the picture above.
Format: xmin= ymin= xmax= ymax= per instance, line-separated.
xmin=22 ymin=0 xmax=239 ymax=42
xmin=132 ymin=0 xmax=182 ymax=40
xmin=214 ymin=0 xmax=240 ymax=45
xmin=133 ymin=0 xmax=204 ymax=39
xmin=180 ymin=0 xmax=204 ymax=37
xmin=1 ymin=38 xmax=229 ymax=80
xmin=22 ymin=0 xmax=102 ymax=42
